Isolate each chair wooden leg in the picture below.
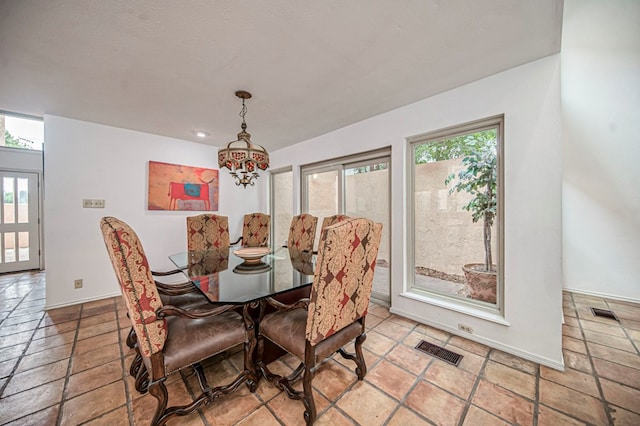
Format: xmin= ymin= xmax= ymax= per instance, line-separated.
xmin=302 ymin=346 xmax=317 ymax=425
xmin=149 ymin=378 xmax=170 ymax=426
xmin=353 ymin=332 xmax=367 ymax=380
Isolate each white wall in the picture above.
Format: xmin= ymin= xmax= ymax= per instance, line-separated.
xmin=268 ymin=56 xmax=564 ymax=368
xmin=44 ymin=115 xmax=262 ymax=308
xmin=562 ymin=0 xmax=640 ymax=302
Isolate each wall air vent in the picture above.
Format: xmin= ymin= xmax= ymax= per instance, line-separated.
xmin=590 ymin=307 xmax=619 ymax=321
xmin=415 ymin=340 xmax=463 ymax=366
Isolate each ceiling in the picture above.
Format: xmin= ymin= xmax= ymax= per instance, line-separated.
xmin=0 ymin=1 xmax=563 ymax=152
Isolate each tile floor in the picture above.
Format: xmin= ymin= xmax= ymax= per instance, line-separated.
xmin=0 ymin=270 xmax=639 ymax=425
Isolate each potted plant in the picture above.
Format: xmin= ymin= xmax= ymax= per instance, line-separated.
xmin=445 ymin=133 xmax=497 ymax=303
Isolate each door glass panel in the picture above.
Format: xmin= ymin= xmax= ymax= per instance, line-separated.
xmin=17 ymin=178 xmax=29 ymax=223
xmin=306 ymin=170 xmax=339 ymax=249
xmin=18 ymin=231 xmax=29 ymax=261
xmin=4 ymin=232 xmax=16 ymax=263
xmin=3 ymin=177 xmax=15 ymax=224
xmin=345 ymin=161 xmax=390 ymax=300
xmin=271 ymin=170 xmax=293 ymax=248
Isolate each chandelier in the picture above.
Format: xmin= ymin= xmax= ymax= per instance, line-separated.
xmin=217 ymin=91 xmax=270 ymax=188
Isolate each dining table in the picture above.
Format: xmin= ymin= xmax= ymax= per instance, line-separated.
xmin=168 ymin=245 xmax=316 ymax=366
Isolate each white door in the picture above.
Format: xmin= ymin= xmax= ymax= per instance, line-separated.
xmin=0 ymin=171 xmax=40 ymax=273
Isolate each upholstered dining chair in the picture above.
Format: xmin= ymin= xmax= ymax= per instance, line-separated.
xmin=287 ymin=214 xmax=318 ymax=252
xmin=186 ymin=213 xmax=231 ymax=251
xmin=100 ymin=217 xmax=254 ymax=426
xmin=234 ymin=212 xmax=270 ymax=247
xmin=319 ymin=214 xmax=350 ymax=232
xmin=256 ymin=218 xmax=382 ymax=425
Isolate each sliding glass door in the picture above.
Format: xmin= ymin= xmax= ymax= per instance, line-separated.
xmin=302 ymin=149 xmax=390 ymax=303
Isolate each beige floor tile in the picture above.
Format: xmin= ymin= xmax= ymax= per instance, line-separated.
xmin=71 ymin=341 xmax=121 ymax=374
xmin=337 ymin=381 xmax=398 ymax=426
xmin=15 ymin=343 xmax=72 ymax=373
xmin=489 ymin=349 xmax=538 ymax=375
xmin=201 ymin=389 xmax=262 ymax=425
xmin=60 ymin=380 xmax=127 ymax=425
xmin=415 ymin=323 xmax=453 ymax=342
xmin=76 ymin=321 xmax=118 ymax=341
xmin=366 ymin=359 xmax=417 ymax=401
xmin=448 ymin=335 xmax=490 ymax=357
xmin=66 ymin=358 xmax=124 ymax=399
xmin=74 ymin=330 xmax=120 ymax=355
xmin=563 ymin=349 xmax=593 ymax=373
xmin=3 ymin=358 xmax=69 ymax=396
xmin=562 ymin=324 xmax=583 ymax=340
xmin=483 ymin=360 xmax=536 ymax=399
xmin=537 ymin=404 xmax=587 ymax=425
xmin=600 ymin=378 xmax=640 ymax=414
xmin=580 ymin=318 xmax=627 ymax=337
xmin=316 ymin=407 xmax=357 ymax=426
xmin=562 ymin=336 xmax=587 ymax=354
xmin=387 ymin=406 xmax=431 ymax=425
xmin=403 ymin=329 xmax=445 ymax=347
xmin=443 ymin=344 xmax=486 ymax=377
xmin=472 ymin=379 xmax=534 ymax=425
xmin=423 ymin=360 xmax=477 ymax=400
xmin=373 ymin=319 xmax=412 ymax=341
xmin=80 ymin=311 xmax=118 ymax=328
xmin=583 ymin=329 xmax=637 ymax=352
xmin=593 ymin=357 xmax=640 ymax=389
xmin=540 ymin=365 xmax=600 ymax=398
xmin=463 ymin=405 xmax=511 ymax=426
xmin=539 ymin=379 xmax=608 ymax=425
xmin=0 ymin=378 xmax=65 ymax=424
xmin=405 ymin=380 xmax=465 ymax=426
xmin=84 ymin=406 xmax=131 ymax=426
xmin=362 ymin=330 xmax=396 ymax=356
xmin=589 ymin=342 xmax=640 ymax=370
xmin=385 ymin=343 xmax=431 ymax=375
xmin=609 ymin=404 xmax=640 ymax=426
xmin=267 ymin=388 xmax=330 ymax=425
xmin=236 ymin=405 xmax=280 ymax=426
xmin=3 ymin=405 xmax=60 ymax=426
xmin=312 ymin=360 xmax=358 ymax=401
xmin=387 ymin=314 xmax=418 ymax=329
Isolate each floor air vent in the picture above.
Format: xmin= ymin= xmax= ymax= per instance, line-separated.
xmin=590 ymin=307 xmax=619 ymax=321
xmin=415 ymin=340 xmax=463 ymax=366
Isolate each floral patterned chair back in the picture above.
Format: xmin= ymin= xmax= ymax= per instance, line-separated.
xmin=187 ymin=214 xmax=230 ymax=251
xmin=100 ymin=217 xmax=167 ymax=357
xmin=320 ymin=214 xmax=350 ymax=232
xmin=287 ymin=214 xmax=318 ymax=252
xmin=305 ymin=218 xmax=382 ymax=346
xmin=242 ymin=212 xmax=270 ymax=247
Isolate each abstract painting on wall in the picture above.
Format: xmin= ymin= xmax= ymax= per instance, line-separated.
xmin=147 ymin=161 xmax=219 ymax=211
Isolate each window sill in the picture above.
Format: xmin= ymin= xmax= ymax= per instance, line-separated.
xmin=400 ymin=288 xmax=510 ymax=326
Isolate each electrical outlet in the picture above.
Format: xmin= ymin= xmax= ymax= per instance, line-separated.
xmin=458 ymin=324 xmax=473 ymax=334
xmin=83 ymin=199 xmax=105 ymax=208
xmin=74 ymin=279 xmax=83 ymax=289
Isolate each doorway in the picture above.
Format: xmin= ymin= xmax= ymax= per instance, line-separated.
xmin=0 ymin=171 xmax=41 ymax=273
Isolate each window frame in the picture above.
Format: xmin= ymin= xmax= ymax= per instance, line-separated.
xmin=406 ymin=115 xmax=506 ymax=321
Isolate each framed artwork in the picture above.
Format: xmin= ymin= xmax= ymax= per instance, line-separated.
xmin=147 ymin=161 xmax=219 ymax=211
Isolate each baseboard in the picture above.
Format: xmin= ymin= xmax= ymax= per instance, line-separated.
xmin=389 ymin=306 xmax=565 ymax=371
xmin=564 ymin=288 xmax=640 ymax=304
xmin=44 ymin=291 xmax=121 ymax=310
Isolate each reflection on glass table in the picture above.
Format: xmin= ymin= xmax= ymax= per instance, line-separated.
xmin=169 ymin=247 xmax=315 ymax=304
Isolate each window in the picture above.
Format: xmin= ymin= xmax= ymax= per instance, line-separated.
xmin=1 ymin=113 xmax=43 ymax=151
xmin=408 ymin=116 xmax=503 ymax=315
xmin=270 ymin=168 xmax=293 ymax=249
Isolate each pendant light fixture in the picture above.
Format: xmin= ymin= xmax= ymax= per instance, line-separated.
xmin=217 ymin=91 xmax=269 ymax=188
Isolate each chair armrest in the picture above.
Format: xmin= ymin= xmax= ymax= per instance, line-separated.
xmin=156 ymin=303 xmax=237 ymax=319
xmin=151 ymin=268 xmax=185 ymax=276
xmin=155 ymin=280 xmax=198 ymax=296
xmin=263 ymin=297 xmax=310 ymax=312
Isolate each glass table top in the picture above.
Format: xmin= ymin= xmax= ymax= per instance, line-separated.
xmin=169 ymin=246 xmax=315 ymax=304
